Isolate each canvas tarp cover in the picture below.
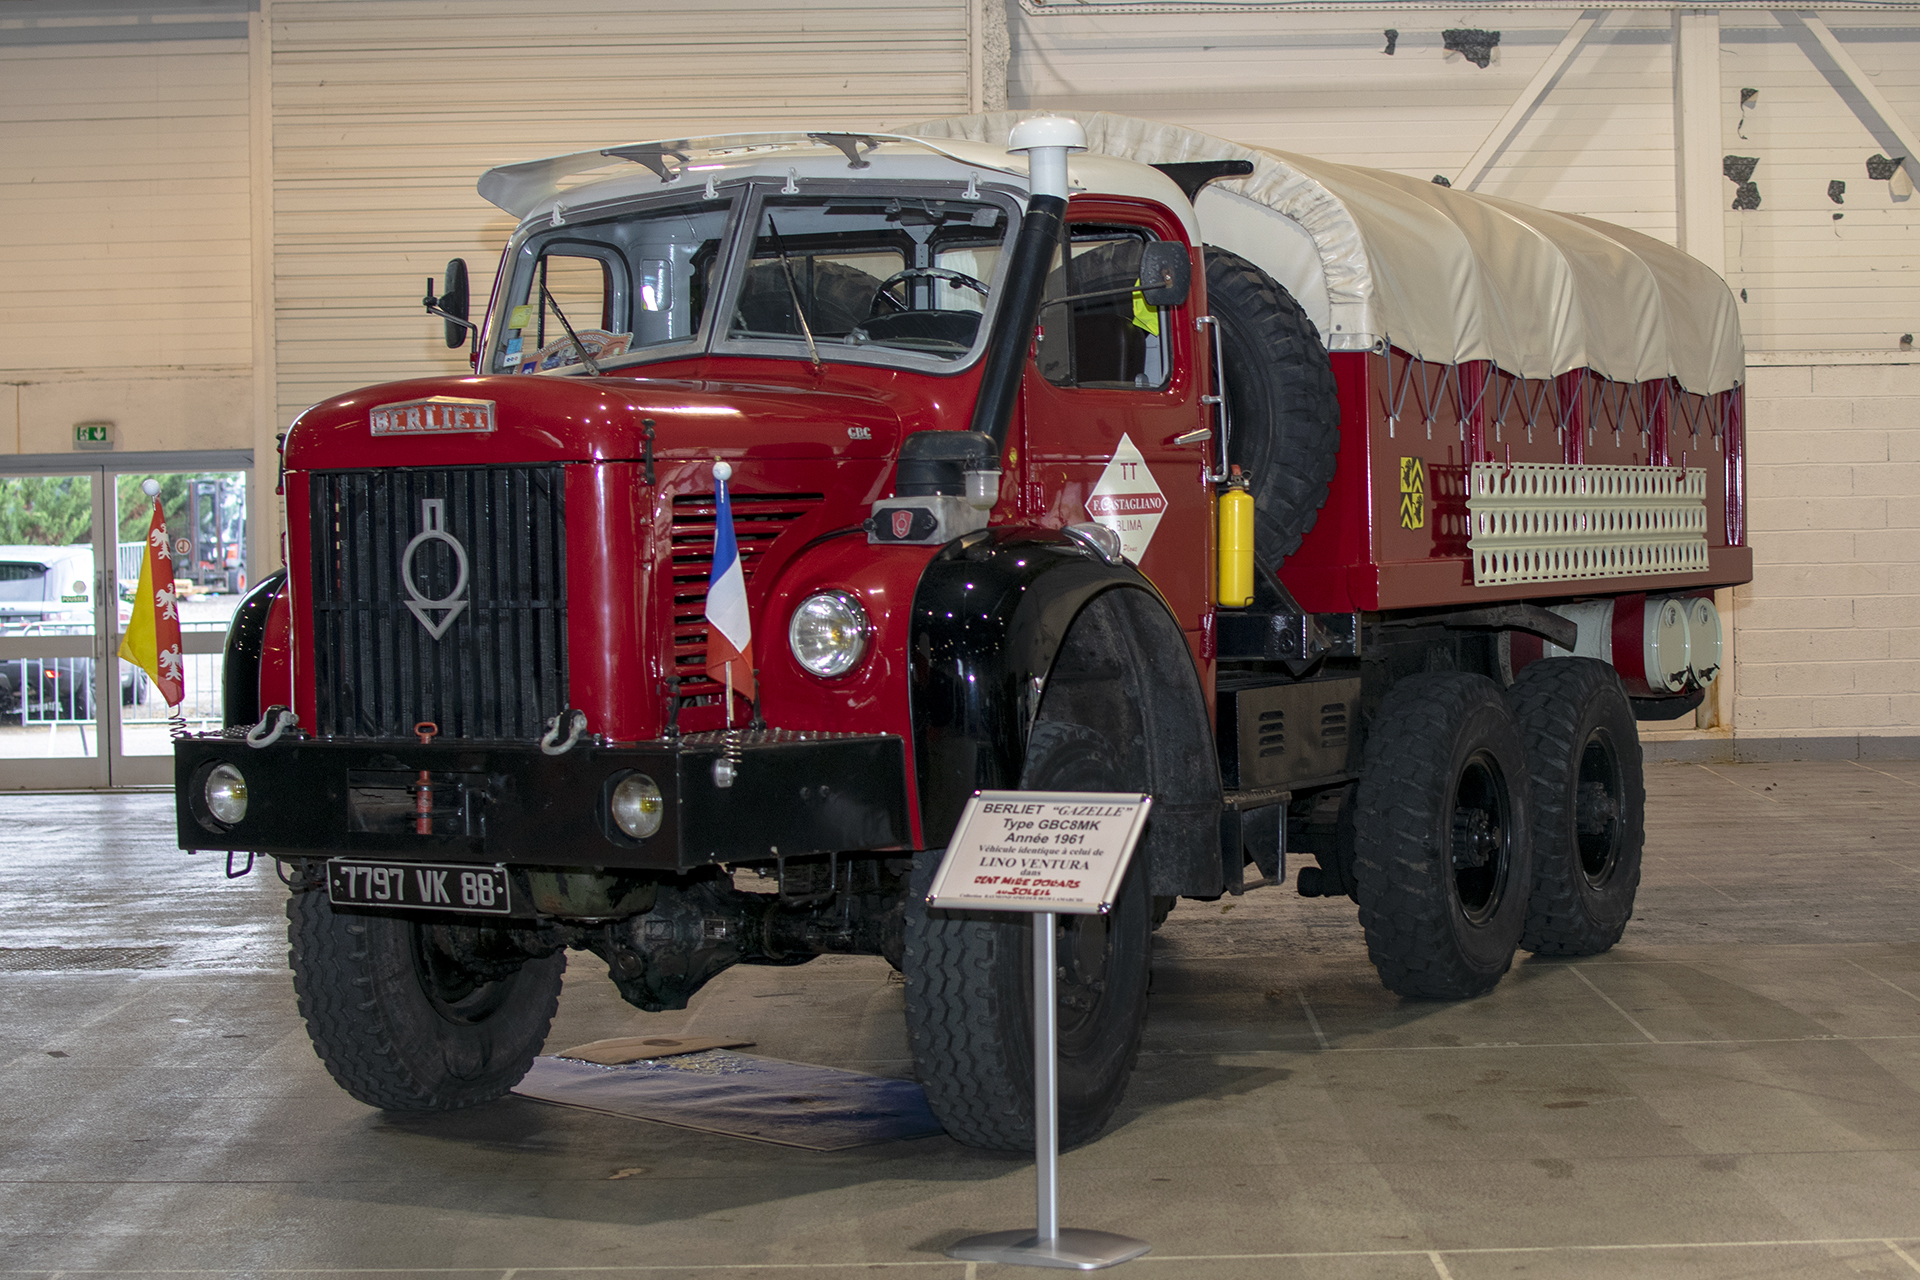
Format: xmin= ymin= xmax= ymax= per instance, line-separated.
xmin=901 ymin=112 xmax=1744 ymax=395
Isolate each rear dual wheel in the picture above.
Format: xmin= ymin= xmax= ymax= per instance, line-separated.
xmin=1353 ymin=673 xmax=1532 ymax=999
xmin=1507 ymin=658 xmax=1645 ymax=956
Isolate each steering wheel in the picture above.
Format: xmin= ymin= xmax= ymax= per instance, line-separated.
xmin=869 ymin=266 xmax=990 ymax=315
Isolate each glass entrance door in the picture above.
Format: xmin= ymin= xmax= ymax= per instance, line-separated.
xmin=0 ymin=471 xmax=110 ymax=788
xmin=1 ymin=457 xmax=250 ymax=790
xmin=109 ymin=469 xmax=249 ymax=786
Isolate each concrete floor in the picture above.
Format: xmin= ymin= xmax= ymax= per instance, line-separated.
xmin=3 ymin=759 xmax=1919 ymax=1280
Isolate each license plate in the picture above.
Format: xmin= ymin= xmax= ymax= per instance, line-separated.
xmin=327 ymin=859 xmax=511 ymax=916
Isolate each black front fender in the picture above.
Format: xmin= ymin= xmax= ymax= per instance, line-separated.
xmin=222 ymin=569 xmax=286 ymax=729
xmin=908 ymin=527 xmax=1167 ymax=850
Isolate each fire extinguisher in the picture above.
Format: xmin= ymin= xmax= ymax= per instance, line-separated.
xmin=1217 ymin=465 xmax=1255 ymax=608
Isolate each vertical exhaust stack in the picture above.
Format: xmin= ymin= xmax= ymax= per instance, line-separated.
xmin=967 ymin=115 xmax=1087 ymax=451
xmin=873 ymin=117 xmax=1087 ymax=546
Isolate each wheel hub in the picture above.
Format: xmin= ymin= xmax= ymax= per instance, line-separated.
xmin=1451 ymin=809 xmax=1497 ymax=870
xmin=1575 ymin=730 xmax=1625 ymax=885
xmin=1450 ymin=750 xmax=1513 ymax=923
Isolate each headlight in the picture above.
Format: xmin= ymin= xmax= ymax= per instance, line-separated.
xmin=204 ymin=762 xmax=248 ymax=825
xmin=610 ymin=773 xmax=664 ymax=839
xmin=789 ymin=591 xmax=869 ymax=678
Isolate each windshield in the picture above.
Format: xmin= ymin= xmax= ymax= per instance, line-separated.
xmin=722 ymin=192 xmax=1011 ymax=363
xmin=492 ymin=195 xmax=734 ymax=374
xmin=491 ymin=182 xmax=1017 ymax=374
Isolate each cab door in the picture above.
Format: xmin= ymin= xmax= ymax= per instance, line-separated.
xmin=1017 ymin=205 xmax=1213 ymax=638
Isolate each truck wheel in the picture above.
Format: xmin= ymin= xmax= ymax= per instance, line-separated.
xmin=287 ymin=890 xmax=564 ymax=1111
xmin=904 ymin=719 xmax=1152 ymax=1151
xmin=1353 ymin=673 xmax=1532 ymax=999
xmin=1204 ymin=247 xmax=1341 ymax=566
xmin=1506 ymin=658 xmax=1645 ymax=955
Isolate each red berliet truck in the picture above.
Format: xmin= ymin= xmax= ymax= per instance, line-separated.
xmin=178 ymin=111 xmax=1748 ymax=1150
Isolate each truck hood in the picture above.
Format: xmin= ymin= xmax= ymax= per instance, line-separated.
xmin=283 ymin=374 xmax=903 ymax=472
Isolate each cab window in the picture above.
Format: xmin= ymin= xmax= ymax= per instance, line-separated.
xmin=1038 ymin=227 xmax=1170 ymax=390
xmin=493 ymin=194 xmax=732 ymax=374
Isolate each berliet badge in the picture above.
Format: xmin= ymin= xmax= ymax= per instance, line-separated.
xmin=370 ymin=396 xmax=495 ymax=436
xmin=401 ymin=499 xmax=469 ymax=640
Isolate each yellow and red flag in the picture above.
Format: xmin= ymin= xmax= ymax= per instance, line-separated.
xmin=117 ymin=495 xmax=184 ymax=707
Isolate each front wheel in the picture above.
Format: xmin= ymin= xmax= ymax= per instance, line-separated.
xmin=1353 ymin=673 xmax=1533 ymax=999
xmin=1507 ymin=658 xmax=1645 ymax=955
xmin=904 ymin=720 xmax=1152 ymax=1151
xmin=288 ymin=890 xmax=564 ymax=1110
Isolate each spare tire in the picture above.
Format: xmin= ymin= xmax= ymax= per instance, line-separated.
xmin=1204 ymin=247 xmax=1342 ymax=566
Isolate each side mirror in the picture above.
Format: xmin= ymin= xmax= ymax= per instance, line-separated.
xmin=1138 ymin=241 xmax=1191 ymax=307
xmin=424 ymin=258 xmax=472 ymax=349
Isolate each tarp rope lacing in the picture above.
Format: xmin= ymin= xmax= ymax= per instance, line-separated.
xmin=1408 ymin=356 xmax=1456 ymax=441
xmin=1554 ymin=368 xmax=1589 ymax=443
xmin=1674 ymin=379 xmax=1711 ymax=444
xmin=1384 ymin=347 xmax=1418 ymax=439
xmin=1451 ymin=361 xmax=1492 ymax=444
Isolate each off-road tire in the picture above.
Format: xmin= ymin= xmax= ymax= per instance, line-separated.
xmin=1204 ymin=247 xmax=1341 ymax=566
xmin=1353 ymin=673 xmax=1532 ymax=999
xmin=288 ymin=890 xmax=565 ymax=1111
xmin=904 ymin=719 xmax=1152 ymax=1151
xmin=1507 ymin=658 xmax=1645 ymax=955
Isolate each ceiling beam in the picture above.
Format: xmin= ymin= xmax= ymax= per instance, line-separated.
xmin=1455 ymin=9 xmax=1607 ymax=191
xmin=1793 ymin=11 xmax=1920 ymax=169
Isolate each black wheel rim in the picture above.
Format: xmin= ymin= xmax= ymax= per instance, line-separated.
xmin=411 ymin=924 xmax=515 ymax=1026
xmin=1574 ymin=728 xmax=1625 ymax=887
xmin=1056 ymin=912 xmax=1117 ymax=1053
xmin=1449 ymin=749 xmax=1513 ymax=925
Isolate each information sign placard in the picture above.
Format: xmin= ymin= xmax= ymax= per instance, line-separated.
xmin=925 ymin=790 xmax=1152 ymax=916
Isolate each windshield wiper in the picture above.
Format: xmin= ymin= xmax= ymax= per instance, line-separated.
xmin=766 ymin=216 xmax=822 ymax=369
xmin=540 ymin=282 xmax=602 ymax=375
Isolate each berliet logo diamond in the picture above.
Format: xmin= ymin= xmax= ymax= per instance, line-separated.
xmin=1084 ymin=433 xmax=1167 ymax=562
xmin=401 ymin=499 xmax=470 ymax=640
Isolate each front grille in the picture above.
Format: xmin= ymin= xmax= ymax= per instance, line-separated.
xmin=310 ymin=466 xmax=567 ymax=740
xmin=669 ymin=491 xmax=824 ymax=698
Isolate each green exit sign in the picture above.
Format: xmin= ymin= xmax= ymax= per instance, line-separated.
xmin=73 ymin=421 xmax=114 ymax=451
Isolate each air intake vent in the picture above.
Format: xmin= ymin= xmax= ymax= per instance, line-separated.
xmin=668 ymin=491 xmax=824 ymax=699
xmin=1319 ymin=703 xmax=1350 ymax=751
xmin=309 ymin=466 xmax=567 ymax=740
xmin=1257 ymin=708 xmax=1286 ymax=758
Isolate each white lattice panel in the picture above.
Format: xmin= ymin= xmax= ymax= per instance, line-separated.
xmin=1467 ymin=463 xmax=1709 ymax=587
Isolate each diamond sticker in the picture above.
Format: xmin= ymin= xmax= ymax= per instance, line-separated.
xmin=1084 ymin=433 xmax=1167 ymax=562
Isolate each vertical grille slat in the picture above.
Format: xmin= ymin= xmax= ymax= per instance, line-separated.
xmin=668 ymin=491 xmax=824 ymax=699
xmin=311 ymin=466 xmax=568 ymax=740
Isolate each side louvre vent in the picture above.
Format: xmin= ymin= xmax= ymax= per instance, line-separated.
xmin=1257 ymin=708 xmax=1286 ymax=758
xmin=310 ymin=466 xmax=567 ymax=740
xmin=1319 ymin=703 xmax=1350 ymax=752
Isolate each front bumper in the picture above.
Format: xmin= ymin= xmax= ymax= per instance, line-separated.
xmin=175 ymin=730 xmax=911 ymax=872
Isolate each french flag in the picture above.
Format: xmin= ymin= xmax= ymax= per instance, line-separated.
xmin=705 ymin=460 xmax=755 ymax=713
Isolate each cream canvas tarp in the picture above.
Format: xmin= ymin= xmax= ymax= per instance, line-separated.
xmin=900 ymin=112 xmax=1744 ymax=396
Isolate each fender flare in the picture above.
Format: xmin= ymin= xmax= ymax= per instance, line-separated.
xmin=909 ymin=528 xmax=1224 ymax=897
xmin=222 ymin=569 xmax=286 ymax=729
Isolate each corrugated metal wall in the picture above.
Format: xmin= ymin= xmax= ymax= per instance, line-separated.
xmin=269 ymin=0 xmax=975 ymax=422
xmin=1 ymin=25 xmax=254 ymax=452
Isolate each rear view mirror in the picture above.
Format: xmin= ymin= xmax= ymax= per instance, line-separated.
xmin=424 ymin=258 xmax=473 ymax=349
xmin=1138 ymin=241 xmax=1191 ymax=307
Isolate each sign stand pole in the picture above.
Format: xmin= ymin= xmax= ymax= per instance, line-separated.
xmin=945 ymin=908 xmax=1150 ymax=1271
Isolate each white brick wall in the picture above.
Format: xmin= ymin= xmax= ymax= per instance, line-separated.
xmin=1735 ymin=360 xmax=1920 ymax=741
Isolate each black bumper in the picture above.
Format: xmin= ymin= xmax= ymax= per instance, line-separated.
xmin=175 ymin=731 xmax=911 ymax=872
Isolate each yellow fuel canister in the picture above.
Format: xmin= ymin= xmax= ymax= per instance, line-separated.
xmin=1217 ymin=465 xmax=1255 ymax=607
